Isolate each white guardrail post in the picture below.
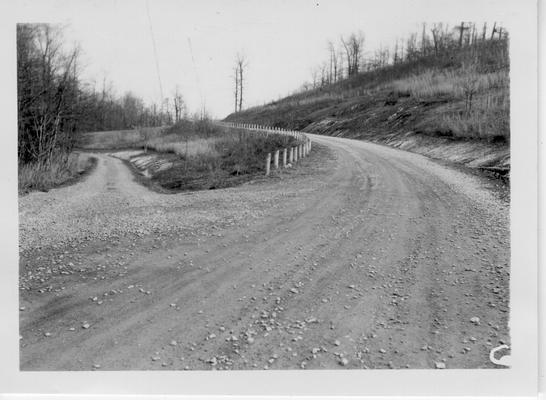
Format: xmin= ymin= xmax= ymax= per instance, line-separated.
xmin=265 ymin=153 xmax=271 ymax=176
xmin=216 ymin=122 xmax=312 ymax=175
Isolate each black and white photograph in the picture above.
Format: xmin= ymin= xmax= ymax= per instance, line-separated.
xmin=0 ymin=0 xmax=540 ymax=397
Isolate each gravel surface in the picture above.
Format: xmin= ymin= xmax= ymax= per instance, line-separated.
xmin=18 ymin=151 xmax=284 ymax=252
xmin=19 ymin=135 xmax=509 ymax=370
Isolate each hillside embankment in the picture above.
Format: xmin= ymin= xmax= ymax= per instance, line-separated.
xmin=225 ymin=41 xmax=509 ymax=178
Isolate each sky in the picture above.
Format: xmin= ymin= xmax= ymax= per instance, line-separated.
xmin=14 ymin=0 xmax=514 ymax=118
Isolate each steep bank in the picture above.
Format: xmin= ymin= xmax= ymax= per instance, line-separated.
xmin=225 ymin=41 xmax=509 ymax=177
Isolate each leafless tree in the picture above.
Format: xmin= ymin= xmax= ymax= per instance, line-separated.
xmin=341 ymin=31 xmax=364 ymax=77
xmin=481 ymin=22 xmax=488 ymax=42
xmin=393 ymin=38 xmax=400 ymax=63
xmin=430 ymin=23 xmax=451 ymax=54
xmin=233 ymin=53 xmax=247 ymax=112
xmin=172 ymin=86 xmax=185 ymax=122
xmin=490 ymin=22 xmax=497 ymax=40
xmin=454 ymin=22 xmax=470 ymax=48
xmin=17 ymin=23 xmax=172 ymax=167
xmin=405 ymin=33 xmax=418 ymax=61
xmin=373 ymin=45 xmax=390 ymax=69
xmin=319 ymin=62 xmax=329 ymax=86
xmin=421 ymin=23 xmax=429 ymax=56
xmin=430 ymin=25 xmax=440 ymax=54
xmin=303 ymin=21 xmax=507 ymax=98
xmin=160 ymin=97 xmax=172 ymax=125
xmin=327 ymin=41 xmax=339 ymax=83
xmin=496 ymin=25 xmax=505 ymax=40
xmin=310 ymin=67 xmax=319 ymax=89
xmin=17 ymin=23 xmax=80 ymax=165
xmin=233 ymin=66 xmax=239 ymax=113
xmin=458 ymin=62 xmax=479 ymax=114
xmin=468 ymin=23 xmax=478 ymax=46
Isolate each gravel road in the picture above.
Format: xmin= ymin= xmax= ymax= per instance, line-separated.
xmin=19 ymin=134 xmax=510 ymax=370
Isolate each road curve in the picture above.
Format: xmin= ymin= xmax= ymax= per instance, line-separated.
xmin=19 ymin=134 xmax=510 ymax=370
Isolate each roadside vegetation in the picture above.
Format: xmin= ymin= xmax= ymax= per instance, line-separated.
xmin=226 ymin=22 xmax=510 ymax=174
xmin=17 ymin=24 xmax=171 ymax=194
xmin=77 ymin=127 xmax=166 ymax=150
xmin=18 ymin=23 xmax=290 ymax=194
xmin=18 ymin=153 xmax=97 ymax=194
xmin=137 ymin=119 xmax=300 ymax=191
xmin=77 ymin=117 xmax=301 ymax=191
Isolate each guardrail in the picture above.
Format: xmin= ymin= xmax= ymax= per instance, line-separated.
xmin=218 ymin=122 xmax=312 ymax=176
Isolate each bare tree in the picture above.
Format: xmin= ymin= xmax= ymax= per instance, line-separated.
xmin=17 ymin=23 xmax=172 ymax=164
xmin=490 ymin=22 xmax=497 ymax=40
xmin=421 ymin=23 xmax=428 ymax=56
xmin=373 ymin=44 xmax=390 ymax=69
xmin=454 ymin=22 xmax=470 ymax=48
xmin=233 ymin=66 xmax=239 ymax=113
xmin=458 ymin=62 xmax=479 ymax=114
xmin=480 ymin=22 xmax=487 ymax=42
xmin=162 ymin=97 xmax=172 ymax=125
xmin=405 ymin=33 xmax=418 ymax=61
xmin=319 ymin=62 xmax=329 ymax=86
xmin=233 ymin=53 xmax=247 ymax=112
xmin=496 ymin=25 xmax=504 ymax=40
xmin=310 ymin=67 xmax=319 ymax=89
xmin=17 ymin=23 xmax=80 ymax=165
xmin=341 ymin=31 xmax=364 ymax=77
xmin=327 ymin=41 xmax=339 ymax=83
xmin=393 ymin=38 xmax=400 ymax=63
xmin=430 ymin=23 xmax=451 ymax=54
xmin=463 ymin=22 xmax=475 ymax=47
xmin=172 ymin=86 xmax=185 ymax=123
xmin=430 ymin=25 xmax=440 ymax=55
xmin=470 ymin=22 xmax=477 ymax=46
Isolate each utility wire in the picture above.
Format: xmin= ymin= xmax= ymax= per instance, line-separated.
xmin=146 ymin=0 xmax=164 ymax=104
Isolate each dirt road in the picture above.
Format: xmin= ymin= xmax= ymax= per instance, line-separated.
xmin=19 ymin=134 xmax=510 ymax=370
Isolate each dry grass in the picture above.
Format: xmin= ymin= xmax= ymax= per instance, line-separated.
xmin=19 ymin=153 xmax=95 ymax=194
xmin=148 ymin=121 xmax=301 ymax=190
xmin=144 ymin=135 xmax=220 ymax=159
xmin=388 ymin=68 xmax=509 ymax=140
xmin=389 ymin=69 xmax=508 ymax=99
xmin=441 ymin=92 xmax=510 ymax=140
xmin=78 ymin=127 xmax=165 ymax=149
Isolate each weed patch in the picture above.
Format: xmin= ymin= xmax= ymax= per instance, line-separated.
xmin=19 ymin=153 xmax=96 ymax=194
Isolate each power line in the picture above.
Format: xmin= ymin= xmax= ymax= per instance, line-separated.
xmin=145 ymin=0 xmax=164 ymax=104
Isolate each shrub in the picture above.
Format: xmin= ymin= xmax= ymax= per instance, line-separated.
xmin=19 ymin=152 xmax=93 ymax=194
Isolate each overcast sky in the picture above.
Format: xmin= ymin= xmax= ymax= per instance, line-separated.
xmin=16 ymin=0 xmax=514 ymax=118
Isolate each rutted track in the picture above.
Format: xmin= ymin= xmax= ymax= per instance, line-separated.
xmin=18 ymin=134 xmax=509 ymax=370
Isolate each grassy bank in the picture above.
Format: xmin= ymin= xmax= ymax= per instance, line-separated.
xmin=19 ymin=153 xmax=97 ymax=195
xmin=140 ymin=120 xmax=300 ymax=191
xmin=225 ymin=39 xmax=509 ymax=173
xmin=79 ymin=120 xmax=301 ymax=192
